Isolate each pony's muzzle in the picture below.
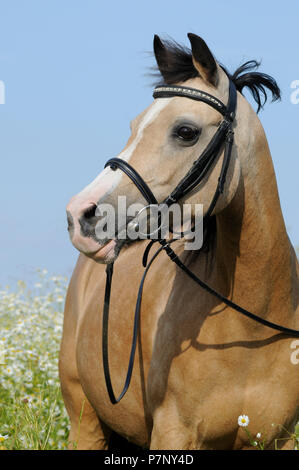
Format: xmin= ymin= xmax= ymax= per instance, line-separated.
xmin=66 ymin=198 xmax=103 ymax=254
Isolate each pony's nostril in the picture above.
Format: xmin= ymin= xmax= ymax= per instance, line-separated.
xmin=79 ymin=204 xmax=99 ymax=238
xmin=83 ymin=204 xmax=97 ymax=220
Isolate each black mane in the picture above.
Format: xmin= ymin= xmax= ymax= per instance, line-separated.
xmin=152 ymin=39 xmax=281 ymax=113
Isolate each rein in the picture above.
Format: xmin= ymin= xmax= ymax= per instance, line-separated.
xmin=102 ymin=80 xmax=299 ymax=405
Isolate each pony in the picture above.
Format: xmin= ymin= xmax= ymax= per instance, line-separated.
xmin=60 ymin=33 xmax=299 ymax=449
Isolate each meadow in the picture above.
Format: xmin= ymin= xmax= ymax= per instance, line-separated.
xmin=0 ymin=268 xmax=298 ymax=450
xmin=0 ymin=270 xmax=69 ymax=450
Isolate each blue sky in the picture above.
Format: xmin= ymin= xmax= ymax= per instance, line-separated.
xmin=0 ymin=1 xmax=298 ymax=287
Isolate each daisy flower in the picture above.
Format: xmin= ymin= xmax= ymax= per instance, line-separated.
xmin=238 ymin=415 xmax=250 ymax=427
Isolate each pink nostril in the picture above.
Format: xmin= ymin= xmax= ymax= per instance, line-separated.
xmin=66 ymin=200 xmax=98 ymax=237
xmin=66 ymin=198 xmax=97 ymax=218
xmin=66 ymin=199 xmax=104 ymax=253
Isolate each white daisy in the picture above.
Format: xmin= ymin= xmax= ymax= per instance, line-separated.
xmin=256 ymin=432 xmax=261 ymax=439
xmin=238 ymin=415 xmax=250 ymax=427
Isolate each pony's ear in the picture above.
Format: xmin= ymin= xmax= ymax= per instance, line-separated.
xmin=187 ymin=33 xmax=218 ymax=86
xmin=153 ymin=35 xmax=168 ymax=81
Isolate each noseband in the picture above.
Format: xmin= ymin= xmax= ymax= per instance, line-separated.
xmin=102 ymin=79 xmax=299 ymax=405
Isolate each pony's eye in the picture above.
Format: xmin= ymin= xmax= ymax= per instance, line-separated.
xmin=175 ymin=125 xmax=200 ymax=142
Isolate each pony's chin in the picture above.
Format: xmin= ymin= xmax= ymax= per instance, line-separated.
xmin=85 ymin=239 xmax=123 ymax=264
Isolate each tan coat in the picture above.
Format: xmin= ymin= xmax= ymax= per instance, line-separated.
xmin=60 ymin=35 xmax=299 ymax=450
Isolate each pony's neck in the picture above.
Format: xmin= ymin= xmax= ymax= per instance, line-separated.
xmin=214 ymin=112 xmax=295 ymax=324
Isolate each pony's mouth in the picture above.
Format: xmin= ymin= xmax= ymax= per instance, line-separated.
xmin=70 ymin=209 xmax=153 ymax=263
xmin=84 ymin=238 xmax=122 ymax=263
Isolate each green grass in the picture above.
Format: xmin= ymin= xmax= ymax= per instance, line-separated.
xmin=0 ymin=269 xmax=298 ymax=450
xmin=0 ymin=270 xmax=69 ymax=450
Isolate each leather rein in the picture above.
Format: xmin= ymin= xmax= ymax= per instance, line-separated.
xmin=102 ymin=80 xmax=299 ymax=405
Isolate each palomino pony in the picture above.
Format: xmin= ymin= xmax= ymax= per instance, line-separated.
xmin=60 ymin=33 xmax=299 ymax=450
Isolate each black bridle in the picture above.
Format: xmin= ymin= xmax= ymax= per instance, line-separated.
xmin=102 ymin=79 xmax=299 ymax=405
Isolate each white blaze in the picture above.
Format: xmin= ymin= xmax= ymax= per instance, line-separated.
xmin=77 ymin=97 xmax=173 ymax=203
